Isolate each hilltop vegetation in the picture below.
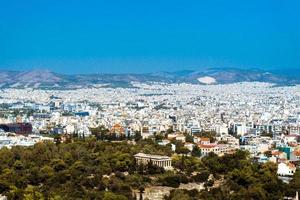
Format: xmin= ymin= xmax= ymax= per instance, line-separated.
xmin=0 ymin=138 xmax=175 ymax=199
xmin=0 ymin=138 xmax=298 ymax=199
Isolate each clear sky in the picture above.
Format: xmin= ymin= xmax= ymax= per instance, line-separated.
xmin=0 ymin=0 xmax=299 ymax=74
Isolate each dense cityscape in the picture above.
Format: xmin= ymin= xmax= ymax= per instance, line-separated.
xmin=1 ymin=0 xmax=300 ymax=199
xmin=0 ymin=82 xmax=299 ymax=199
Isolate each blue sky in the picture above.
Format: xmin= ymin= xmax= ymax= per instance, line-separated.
xmin=0 ymin=0 xmax=299 ymax=74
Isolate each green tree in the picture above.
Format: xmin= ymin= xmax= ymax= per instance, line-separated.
xmin=191 ymin=146 xmax=201 ymax=157
xmin=103 ymin=191 xmax=128 ymax=200
xmin=23 ymin=185 xmax=44 ymax=200
xmin=289 ymin=170 xmax=300 ymax=194
xmin=165 ymin=189 xmax=192 ymax=200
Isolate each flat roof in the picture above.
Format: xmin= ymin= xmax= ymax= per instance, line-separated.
xmin=134 ymin=153 xmax=171 ymax=160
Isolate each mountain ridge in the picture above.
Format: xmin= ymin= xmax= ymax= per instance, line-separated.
xmin=0 ymin=68 xmax=299 ymax=89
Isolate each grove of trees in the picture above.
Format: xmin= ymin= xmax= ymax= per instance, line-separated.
xmin=0 ymin=136 xmax=298 ymax=200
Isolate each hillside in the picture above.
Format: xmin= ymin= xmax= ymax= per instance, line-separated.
xmin=0 ymin=68 xmax=299 ymax=89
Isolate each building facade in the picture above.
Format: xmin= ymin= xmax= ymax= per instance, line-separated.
xmin=0 ymin=123 xmax=32 ymax=135
xmin=134 ymin=153 xmax=172 ymax=170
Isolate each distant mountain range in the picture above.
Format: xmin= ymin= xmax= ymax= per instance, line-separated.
xmin=0 ymin=68 xmax=299 ymax=89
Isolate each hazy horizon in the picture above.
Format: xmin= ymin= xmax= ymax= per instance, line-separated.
xmin=2 ymin=66 xmax=300 ymax=76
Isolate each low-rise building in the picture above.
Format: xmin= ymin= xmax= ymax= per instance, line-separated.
xmin=277 ymin=162 xmax=296 ymax=177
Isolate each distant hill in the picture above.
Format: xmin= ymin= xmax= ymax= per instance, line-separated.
xmin=0 ymin=68 xmax=299 ymax=89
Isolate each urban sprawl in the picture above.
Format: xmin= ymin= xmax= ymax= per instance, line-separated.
xmin=1 ymin=81 xmax=300 ymax=187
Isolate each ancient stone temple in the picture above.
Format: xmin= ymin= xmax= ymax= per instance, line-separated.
xmin=134 ymin=153 xmax=173 ymax=170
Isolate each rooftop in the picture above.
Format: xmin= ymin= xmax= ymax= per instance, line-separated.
xmin=134 ymin=153 xmax=171 ymax=160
